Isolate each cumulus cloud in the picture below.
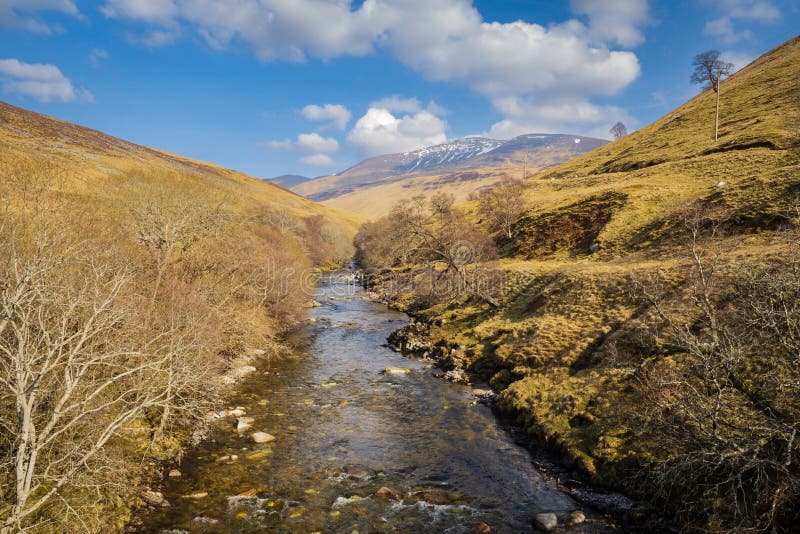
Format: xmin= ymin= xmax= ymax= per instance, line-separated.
xmin=703 ymin=0 xmax=780 ymax=44
xmin=347 ymin=108 xmax=447 ymax=156
xmin=301 ymin=103 xmax=351 ymax=130
xmin=299 ymin=153 xmax=335 ymax=166
xmin=488 ymin=96 xmax=632 ymax=139
xmin=263 ymin=132 xmax=339 ymax=153
xmin=0 ymin=0 xmax=80 ymax=33
xmin=101 ymin=0 xmax=651 ymax=135
xmin=369 ymin=95 xmax=446 ymax=115
xmin=570 ymin=0 xmax=651 ymax=47
xmin=0 ymin=58 xmax=90 ymax=103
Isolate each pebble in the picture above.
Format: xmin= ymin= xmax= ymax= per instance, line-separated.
xmin=168 ymin=469 xmax=181 ymax=478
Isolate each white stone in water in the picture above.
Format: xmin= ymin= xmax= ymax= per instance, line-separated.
xmin=383 ymin=367 xmax=412 ymax=376
xmin=251 ymin=432 xmax=276 ymax=444
xmin=716 ymin=181 xmax=726 ymax=187
xmin=534 ymin=512 xmax=558 ymax=531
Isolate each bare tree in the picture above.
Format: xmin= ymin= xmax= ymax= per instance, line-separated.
xmin=478 ymin=177 xmax=528 ymax=239
xmin=610 ymin=121 xmax=628 ymax=140
xmin=691 ymin=50 xmax=734 ymax=142
xmin=0 ymin=242 xmax=174 ymax=532
xmin=631 ymin=206 xmax=800 ymax=530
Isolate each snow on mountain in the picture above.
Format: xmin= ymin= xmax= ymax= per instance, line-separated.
xmin=397 ymin=137 xmax=504 ymax=173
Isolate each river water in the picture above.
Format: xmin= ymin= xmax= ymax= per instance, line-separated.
xmin=137 ymin=272 xmax=613 ymax=533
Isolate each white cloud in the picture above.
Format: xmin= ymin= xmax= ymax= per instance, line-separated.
xmin=703 ymin=1 xmax=780 ymax=44
xmin=301 ymin=103 xmax=351 ymax=130
xmin=100 ymin=0 xmax=651 ymax=136
xmin=720 ymin=51 xmax=756 ymax=72
xmin=570 ymin=0 xmax=651 ymax=47
xmin=0 ymin=0 xmax=80 ymax=33
xmin=89 ymin=48 xmax=110 ymax=67
xmin=369 ymin=95 xmax=446 ymax=116
xmin=0 ymin=58 xmax=89 ymax=103
xmin=263 ymin=132 xmax=339 ymax=154
xmin=347 ymin=107 xmax=448 ymax=156
xmin=488 ymin=96 xmax=632 ymax=140
xmin=100 ymin=0 xmax=177 ymax=24
xmin=297 ymin=132 xmax=339 ymax=153
xmin=704 ymin=17 xmax=754 ymax=43
xmin=127 ymin=29 xmax=180 ymax=47
xmin=299 ymin=153 xmax=335 ymax=166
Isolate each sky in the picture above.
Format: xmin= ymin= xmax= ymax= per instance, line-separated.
xmin=1 ymin=1 xmax=798 ymax=179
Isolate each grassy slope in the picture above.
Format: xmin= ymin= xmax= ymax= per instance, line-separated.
xmin=0 ymin=101 xmax=363 ymax=232
xmin=384 ymin=35 xmax=800 ymax=491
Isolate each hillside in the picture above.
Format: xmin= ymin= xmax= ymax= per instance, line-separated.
xmin=0 ymin=101 xmax=361 ymax=531
xmin=355 ymin=35 xmax=800 ymax=531
xmin=294 ymin=134 xmax=606 ymax=217
xmin=269 ymin=174 xmax=312 ymax=188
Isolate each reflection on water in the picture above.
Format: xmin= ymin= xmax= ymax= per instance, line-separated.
xmin=137 ymin=272 xmax=611 ymax=533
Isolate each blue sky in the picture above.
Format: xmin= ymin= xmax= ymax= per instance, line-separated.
xmin=1 ymin=1 xmax=797 ymax=179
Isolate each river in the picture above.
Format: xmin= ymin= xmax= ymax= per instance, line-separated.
xmin=136 ymin=271 xmax=615 ymax=533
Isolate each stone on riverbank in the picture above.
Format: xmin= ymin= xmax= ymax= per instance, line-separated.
xmin=141 ymin=490 xmax=169 ymax=508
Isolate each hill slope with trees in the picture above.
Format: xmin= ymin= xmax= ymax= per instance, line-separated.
xmin=354 ymin=35 xmax=800 ymax=531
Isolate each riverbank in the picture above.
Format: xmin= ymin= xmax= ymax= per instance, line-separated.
xmin=377 ymin=294 xmax=670 ymax=532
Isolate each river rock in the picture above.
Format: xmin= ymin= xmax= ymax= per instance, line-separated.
xmin=470 ymin=523 xmax=492 ymax=534
xmin=251 ymin=431 xmax=276 ymax=444
xmin=374 ymin=486 xmax=403 ymax=501
xmin=141 ymin=490 xmax=169 ymax=508
xmin=236 ymin=417 xmax=255 ymax=433
xmin=383 ymin=367 xmax=412 ymax=376
xmin=534 ymin=512 xmax=558 ymax=531
xmin=229 ymin=407 xmax=246 ymax=417
xmin=570 ymin=488 xmax=633 ymax=514
xmin=183 ymin=492 xmax=209 ymax=499
xmin=443 ymin=368 xmax=469 ymax=384
xmin=566 ymin=510 xmax=586 ymax=526
xmin=168 ymin=469 xmax=182 ymax=478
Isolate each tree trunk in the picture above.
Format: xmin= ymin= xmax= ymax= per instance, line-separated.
xmin=715 ymin=84 xmax=720 ymax=142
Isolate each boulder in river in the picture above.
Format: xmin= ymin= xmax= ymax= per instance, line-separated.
xmin=251 ymin=431 xmax=276 ymax=444
xmin=470 ymin=523 xmax=492 ymax=534
xmin=534 ymin=512 xmax=558 ymax=531
xmin=566 ymin=510 xmax=586 ymax=526
xmin=374 ymin=486 xmax=403 ymax=501
xmin=383 ymin=367 xmax=412 ymax=376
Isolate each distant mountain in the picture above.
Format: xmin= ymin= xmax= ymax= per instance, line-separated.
xmin=291 ymin=133 xmax=607 ymax=215
xmin=270 ymin=174 xmax=311 ymax=188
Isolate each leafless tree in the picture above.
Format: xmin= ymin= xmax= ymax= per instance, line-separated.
xmin=631 ymin=205 xmax=800 ymax=530
xmin=478 ymin=177 xmax=528 ymax=239
xmin=0 ymin=230 xmax=174 ymax=532
xmin=610 ymin=121 xmax=628 ymax=140
xmin=691 ymin=50 xmax=734 ymax=142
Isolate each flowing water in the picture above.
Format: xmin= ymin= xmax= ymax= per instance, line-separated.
xmin=137 ymin=272 xmax=615 ymax=533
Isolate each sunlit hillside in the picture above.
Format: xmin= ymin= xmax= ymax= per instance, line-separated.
xmin=356 ymin=35 xmax=800 ymax=531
